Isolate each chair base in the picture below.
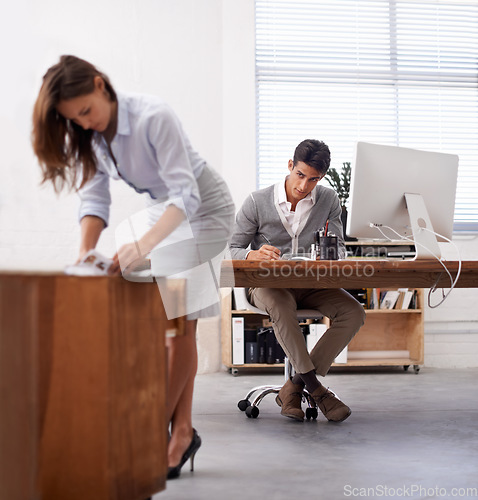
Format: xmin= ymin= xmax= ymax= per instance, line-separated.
xmin=237 ymin=384 xmax=318 ymax=420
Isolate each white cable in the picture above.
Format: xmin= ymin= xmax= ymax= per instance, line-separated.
xmin=376 ymin=224 xmax=460 ymax=307
xmin=374 ymin=224 xmax=456 ymax=307
xmin=369 ymin=223 xmax=461 ymax=308
xmin=372 ymin=224 xmax=454 ymax=289
xmin=420 ymin=226 xmax=462 ymax=306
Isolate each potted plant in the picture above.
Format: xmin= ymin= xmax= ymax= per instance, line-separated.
xmin=324 ymin=162 xmax=356 ymax=241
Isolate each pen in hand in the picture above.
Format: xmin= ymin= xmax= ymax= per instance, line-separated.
xmin=252 ymin=233 xmax=280 ymax=260
xmin=261 ymin=233 xmax=272 ymax=245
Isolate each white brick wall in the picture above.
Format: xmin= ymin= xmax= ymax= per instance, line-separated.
xmin=425 ymin=332 xmax=478 ymax=368
xmin=423 ymin=237 xmax=478 ymax=368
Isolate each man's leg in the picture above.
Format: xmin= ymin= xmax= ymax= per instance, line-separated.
xmin=249 ymin=287 xmax=313 ymax=421
xmin=298 ymin=288 xmax=365 ymax=377
xmin=290 ymin=288 xmax=365 ymax=422
xmin=249 ymin=287 xmax=315 ymax=373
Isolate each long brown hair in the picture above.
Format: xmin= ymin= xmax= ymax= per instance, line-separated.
xmin=32 ymin=55 xmax=117 ymax=192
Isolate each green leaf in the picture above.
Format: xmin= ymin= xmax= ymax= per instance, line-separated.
xmin=324 ymin=161 xmax=351 ymax=207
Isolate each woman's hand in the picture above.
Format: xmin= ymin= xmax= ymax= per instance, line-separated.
xmin=77 ymin=215 xmax=106 ymax=263
xmin=75 ymin=249 xmax=89 ymax=264
xmin=109 ymin=205 xmax=186 ymax=274
xmin=110 ymin=242 xmax=144 ymax=275
xmin=246 ymin=244 xmax=281 ymax=261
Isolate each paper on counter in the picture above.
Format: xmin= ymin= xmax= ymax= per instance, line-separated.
xmin=64 ymin=250 xmax=113 ymax=276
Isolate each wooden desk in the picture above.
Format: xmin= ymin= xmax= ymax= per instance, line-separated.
xmin=0 ymin=273 xmax=179 ymax=500
xmin=220 ymin=259 xmax=478 ymax=372
xmin=220 ymin=259 xmax=478 ymax=289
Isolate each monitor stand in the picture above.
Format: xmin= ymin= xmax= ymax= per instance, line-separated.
xmin=404 ymin=193 xmax=441 ymax=260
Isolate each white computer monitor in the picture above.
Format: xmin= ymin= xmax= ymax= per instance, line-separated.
xmin=347 ymin=142 xmax=459 ymax=259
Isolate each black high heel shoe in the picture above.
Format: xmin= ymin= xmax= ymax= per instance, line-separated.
xmin=167 ymin=428 xmax=202 ymax=480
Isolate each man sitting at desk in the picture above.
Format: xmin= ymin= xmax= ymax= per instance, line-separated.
xmin=229 ymin=139 xmax=365 ymax=422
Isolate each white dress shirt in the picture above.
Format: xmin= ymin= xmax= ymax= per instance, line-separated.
xmin=277 ymin=176 xmax=316 ymax=235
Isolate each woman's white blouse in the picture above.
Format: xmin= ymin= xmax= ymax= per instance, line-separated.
xmin=77 ymin=92 xmax=206 ymax=226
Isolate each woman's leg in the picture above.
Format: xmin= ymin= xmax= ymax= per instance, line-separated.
xmin=166 ymin=318 xmax=198 ymax=468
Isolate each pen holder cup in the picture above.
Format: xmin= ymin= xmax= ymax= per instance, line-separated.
xmin=319 ymin=236 xmax=338 ymax=260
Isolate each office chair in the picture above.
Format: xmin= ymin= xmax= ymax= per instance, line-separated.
xmin=233 ymin=288 xmax=322 ymax=420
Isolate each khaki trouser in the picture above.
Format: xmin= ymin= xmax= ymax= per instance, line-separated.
xmin=249 ymin=287 xmax=366 ymax=376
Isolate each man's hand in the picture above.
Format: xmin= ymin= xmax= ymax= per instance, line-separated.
xmin=246 ymin=244 xmax=281 ymax=261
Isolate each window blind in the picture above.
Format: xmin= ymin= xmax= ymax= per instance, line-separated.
xmin=256 ymin=0 xmax=478 ymax=231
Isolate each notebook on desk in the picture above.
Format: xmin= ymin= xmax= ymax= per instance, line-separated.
xmin=344 ymin=256 xmax=390 ymax=261
xmin=281 ymin=253 xmax=314 ymax=261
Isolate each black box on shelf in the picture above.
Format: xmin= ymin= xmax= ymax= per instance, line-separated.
xmin=274 ymin=337 xmax=285 ymax=364
xmin=265 ymin=328 xmax=275 ymax=364
xmin=244 ymin=329 xmax=258 ymax=364
xmin=257 ymin=328 xmax=267 ymax=363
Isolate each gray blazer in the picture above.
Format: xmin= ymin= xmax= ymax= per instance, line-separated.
xmin=229 ymin=182 xmax=346 ymax=260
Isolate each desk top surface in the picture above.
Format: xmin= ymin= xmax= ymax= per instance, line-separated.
xmin=220 ymin=259 xmax=478 ymax=289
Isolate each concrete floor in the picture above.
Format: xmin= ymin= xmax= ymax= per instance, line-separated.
xmin=154 ymin=367 xmax=478 ymax=500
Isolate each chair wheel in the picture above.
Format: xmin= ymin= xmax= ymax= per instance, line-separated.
xmin=238 ymin=399 xmax=251 ymax=411
xmin=306 ymin=407 xmax=318 ymax=420
xmin=245 ymin=406 xmax=259 ymax=418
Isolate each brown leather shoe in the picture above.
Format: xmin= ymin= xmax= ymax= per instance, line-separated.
xmin=275 ymin=379 xmax=305 ymax=421
xmin=312 ymin=386 xmax=351 ymax=422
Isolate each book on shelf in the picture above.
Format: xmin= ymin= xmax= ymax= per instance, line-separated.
xmin=395 ymin=290 xmax=405 ymax=309
xmin=232 ymin=317 xmax=245 ymax=364
xmin=366 ymin=287 xmax=417 ymax=310
xmin=366 ymin=288 xmax=373 ymax=309
xmin=411 ymin=289 xmax=419 ymax=309
xmin=394 ymin=288 xmax=409 ymax=309
xmin=380 ymin=290 xmax=400 ymax=309
xmin=401 ymin=290 xmax=415 ymax=309
xmin=396 ymin=288 xmax=418 ymax=310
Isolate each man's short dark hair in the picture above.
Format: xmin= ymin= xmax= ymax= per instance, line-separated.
xmin=293 ymin=139 xmax=331 ymax=175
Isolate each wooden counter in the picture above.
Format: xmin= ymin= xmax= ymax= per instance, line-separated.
xmin=0 ymin=273 xmax=178 ymax=500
